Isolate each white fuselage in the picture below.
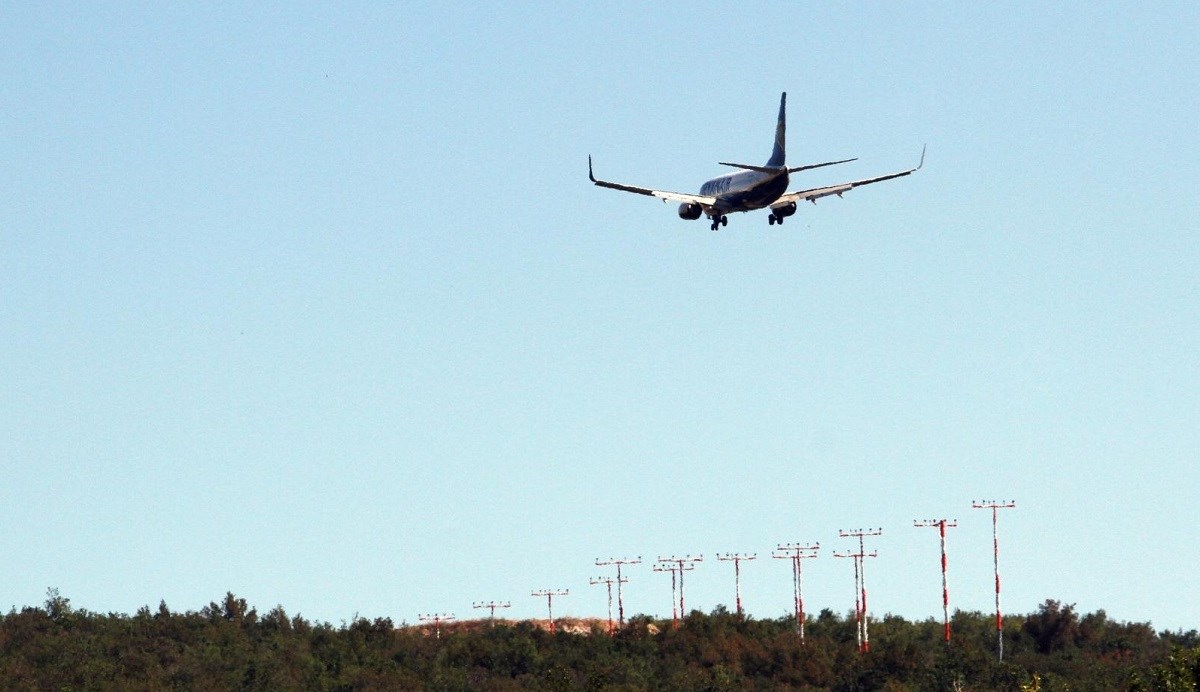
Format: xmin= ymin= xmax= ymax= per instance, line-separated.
xmin=698 ymin=168 xmax=790 ymax=215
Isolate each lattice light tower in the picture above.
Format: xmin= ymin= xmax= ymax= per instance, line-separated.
xmin=654 ymin=555 xmax=701 ymax=628
xmin=472 ymin=601 xmax=511 ymax=627
xmin=589 ymin=576 xmax=627 ymax=635
xmin=838 ymin=527 xmax=882 ymax=652
xmin=418 ymin=613 xmax=455 ymax=640
xmin=973 ymin=500 xmax=1017 ymax=660
xmin=531 ymin=589 xmax=569 ymax=633
xmin=773 ymin=542 xmax=820 ymax=638
xmin=914 ymin=519 xmax=958 ymax=643
xmin=596 ymin=556 xmax=641 ymax=627
xmin=716 ymin=553 xmax=757 ymax=617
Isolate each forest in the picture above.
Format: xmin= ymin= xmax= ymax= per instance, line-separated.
xmin=1 ymin=590 xmax=1197 ymax=690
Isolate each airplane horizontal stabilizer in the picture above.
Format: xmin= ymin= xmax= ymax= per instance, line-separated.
xmin=787 ymin=157 xmax=858 ymax=173
xmin=718 ymin=157 xmax=857 ymax=174
xmin=717 ymin=162 xmax=786 ymax=174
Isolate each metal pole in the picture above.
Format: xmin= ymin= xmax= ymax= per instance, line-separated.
xmin=671 ymin=567 xmax=678 ymax=624
xmin=678 ymin=560 xmax=686 ymax=619
xmin=653 ymin=562 xmax=678 ymax=627
xmin=596 ymin=557 xmax=641 ymax=628
xmin=472 ymin=601 xmax=511 ymax=628
xmin=839 ymin=528 xmax=881 ymax=652
xmin=615 ymin=562 xmax=625 ymax=626
xmin=656 ymin=556 xmax=701 ymax=627
xmin=531 ymin=589 xmax=568 ymax=634
xmin=774 ymin=543 xmax=819 ymax=638
xmin=793 ymin=556 xmax=801 ymax=634
xmin=853 ymin=550 xmax=862 ymax=651
xmin=717 ymin=553 xmax=757 ymax=617
xmin=993 ymin=508 xmax=1001 ymax=658
xmin=973 ymin=500 xmax=1015 ymax=661
xmin=941 ymin=522 xmax=950 ymax=643
xmin=859 ymin=536 xmax=868 ymax=652
xmin=854 ymin=550 xmax=863 ymax=649
xmin=590 ymin=577 xmax=624 ymax=635
xmin=419 ymin=613 xmax=454 ymax=639
xmin=834 ymin=547 xmax=877 ymax=653
xmin=653 ymin=562 xmax=693 ymax=628
xmin=834 ymin=551 xmax=860 ymax=650
xmin=735 ymin=558 xmax=741 ymax=616
xmin=915 ymin=519 xmax=958 ymax=643
xmin=606 ymin=581 xmax=613 ymax=634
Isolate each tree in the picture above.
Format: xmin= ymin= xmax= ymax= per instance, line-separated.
xmin=1023 ymin=600 xmax=1080 ymax=654
xmin=1137 ymin=646 xmax=1200 ymax=691
xmin=43 ymin=587 xmax=71 ymax=622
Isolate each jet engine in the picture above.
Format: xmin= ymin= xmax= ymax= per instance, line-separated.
xmin=768 ymin=201 xmax=797 ymax=225
xmin=677 ymin=202 xmax=703 ymax=220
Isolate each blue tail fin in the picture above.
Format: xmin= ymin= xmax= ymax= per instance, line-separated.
xmin=766 ymin=92 xmax=786 ymax=167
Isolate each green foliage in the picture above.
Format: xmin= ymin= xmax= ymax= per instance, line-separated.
xmin=1023 ymin=599 xmax=1080 ymax=654
xmin=1133 ymin=645 xmax=1200 ymax=691
xmin=0 ymin=590 xmax=1188 ymax=690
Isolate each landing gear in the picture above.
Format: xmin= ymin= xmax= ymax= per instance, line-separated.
xmin=768 ymin=212 xmax=784 ymax=225
xmin=709 ymin=215 xmax=728 ymax=231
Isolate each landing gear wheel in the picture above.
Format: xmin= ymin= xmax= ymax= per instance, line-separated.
xmin=721 ymin=216 xmax=728 ymax=227
xmin=768 ymin=214 xmax=776 ymax=225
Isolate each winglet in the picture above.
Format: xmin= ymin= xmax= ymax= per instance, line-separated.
xmin=588 ymin=155 xmax=597 ymax=183
xmin=917 ymin=144 xmax=926 ymax=171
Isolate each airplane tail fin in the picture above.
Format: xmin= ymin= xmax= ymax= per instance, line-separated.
xmin=766 ymin=92 xmax=786 ymax=167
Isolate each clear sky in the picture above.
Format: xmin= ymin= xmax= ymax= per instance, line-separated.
xmin=2 ymin=3 xmax=1197 ymax=632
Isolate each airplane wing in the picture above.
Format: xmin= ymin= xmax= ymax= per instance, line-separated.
xmin=775 ymin=146 xmax=925 ymax=206
xmin=588 ymin=156 xmax=717 ymax=206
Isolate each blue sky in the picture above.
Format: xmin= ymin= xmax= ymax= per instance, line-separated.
xmin=2 ymin=3 xmax=1197 ymax=632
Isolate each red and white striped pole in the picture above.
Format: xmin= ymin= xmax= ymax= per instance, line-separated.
xmin=657 ymin=555 xmax=702 ymax=625
xmin=914 ymin=519 xmax=958 ymax=643
xmin=418 ymin=613 xmax=455 ymax=639
xmin=472 ymin=601 xmax=511 ymax=627
xmin=833 ymin=548 xmax=877 ymax=652
xmin=589 ymin=577 xmax=624 ymax=635
xmin=717 ymin=553 xmax=757 ymax=617
xmin=596 ymin=557 xmax=641 ymax=628
xmin=773 ymin=543 xmax=819 ymax=639
xmin=839 ymin=528 xmax=882 ymax=652
xmin=531 ymin=589 xmax=568 ymax=633
xmin=973 ymin=500 xmax=1016 ymax=660
xmin=653 ymin=559 xmax=697 ymax=628
xmin=860 ymin=551 xmax=869 ymax=652
xmin=652 ymin=563 xmax=678 ymax=626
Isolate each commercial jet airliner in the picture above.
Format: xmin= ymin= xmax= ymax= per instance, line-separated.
xmin=588 ymin=92 xmax=924 ymax=231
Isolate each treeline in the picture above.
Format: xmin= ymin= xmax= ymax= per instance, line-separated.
xmin=0 ymin=590 xmax=1197 ymax=690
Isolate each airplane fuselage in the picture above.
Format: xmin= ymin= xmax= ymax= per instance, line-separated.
xmin=699 ymin=169 xmax=790 ymax=215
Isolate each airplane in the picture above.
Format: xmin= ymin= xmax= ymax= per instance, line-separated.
xmin=588 ymin=92 xmax=924 ymax=231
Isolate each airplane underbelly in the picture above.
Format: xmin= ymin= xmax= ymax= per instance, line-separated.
xmin=715 ymin=174 xmax=789 ymax=213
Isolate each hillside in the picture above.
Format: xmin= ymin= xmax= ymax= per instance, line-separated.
xmin=1 ymin=591 xmax=1196 ymax=690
